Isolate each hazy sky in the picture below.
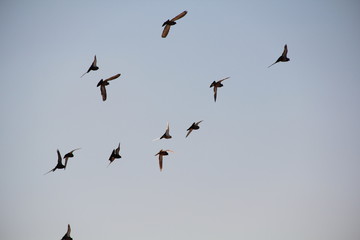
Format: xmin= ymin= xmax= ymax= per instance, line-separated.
xmin=1 ymin=0 xmax=360 ymax=239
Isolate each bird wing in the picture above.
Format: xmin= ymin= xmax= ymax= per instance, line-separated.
xmin=186 ymin=129 xmax=193 ymax=138
xmin=165 ymin=122 xmax=170 ymax=134
xmin=57 ymin=149 xmax=62 ymax=164
xmin=162 ymin=24 xmax=171 ymax=38
xmin=116 ymin=143 xmax=120 ymax=154
xmin=165 ymin=150 xmax=174 ymax=153
xmin=64 ymin=157 xmax=69 ymax=169
xmin=218 ymin=77 xmax=230 ymax=83
xmin=196 ymin=120 xmax=203 ymax=125
xmin=93 ymin=55 xmax=97 ymax=66
xmin=104 ymin=73 xmax=121 ymax=82
xmin=100 ymin=85 xmax=107 ymax=101
xmin=71 ymin=148 xmax=81 ymax=153
xmin=171 ymin=11 xmax=187 ymax=21
xmin=43 ymin=168 xmax=55 ymax=175
xmin=66 ymin=224 xmax=71 ymax=236
xmin=213 ymin=86 xmax=218 ymax=102
xmin=159 ymin=155 xmax=163 ymax=171
xmin=282 ymin=44 xmax=288 ymax=58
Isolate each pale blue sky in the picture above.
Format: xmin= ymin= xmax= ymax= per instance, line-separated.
xmin=1 ymin=0 xmax=360 ymax=239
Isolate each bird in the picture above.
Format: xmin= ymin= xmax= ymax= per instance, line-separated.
xmin=44 ymin=149 xmax=65 ymax=175
xmin=210 ymin=77 xmax=230 ymax=102
xmin=186 ymin=120 xmax=203 ymax=137
xmin=108 ymin=143 xmax=121 ymax=167
xmin=63 ymin=148 xmax=81 ymax=169
xmin=153 ymin=122 xmax=172 ymax=141
xmin=81 ymin=55 xmax=99 ymax=77
xmin=97 ymin=73 xmax=121 ymax=101
xmin=268 ymin=44 xmax=290 ymax=68
xmin=61 ymin=224 xmax=73 ymax=240
xmin=155 ymin=149 xmax=174 ymax=171
xmin=162 ymin=10 xmax=187 ymax=38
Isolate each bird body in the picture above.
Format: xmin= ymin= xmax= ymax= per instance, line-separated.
xmin=97 ymin=73 xmax=121 ymax=101
xmin=210 ymin=77 xmax=230 ymax=102
xmin=81 ymin=55 xmax=99 ymax=77
xmin=162 ymin=11 xmax=187 ymax=38
xmin=268 ymin=44 xmax=290 ymax=68
xmin=108 ymin=143 xmax=121 ymax=167
xmin=153 ymin=122 xmax=172 ymax=141
xmin=186 ymin=120 xmax=203 ymax=137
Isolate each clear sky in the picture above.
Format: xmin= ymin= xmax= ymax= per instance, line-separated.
xmin=1 ymin=0 xmax=360 ymax=239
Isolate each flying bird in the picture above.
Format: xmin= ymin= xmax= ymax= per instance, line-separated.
xmin=97 ymin=73 xmax=121 ymax=101
xmin=186 ymin=120 xmax=203 ymax=137
xmin=61 ymin=224 xmax=73 ymax=240
xmin=155 ymin=149 xmax=174 ymax=171
xmin=268 ymin=44 xmax=290 ymax=68
xmin=162 ymin=10 xmax=187 ymax=38
xmin=81 ymin=55 xmax=99 ymax=77
xmin=210 ymin=77 xmax=230 ymax=102
xmin=153 ymin=122 xmax=172 ymax=141
xmin=44 ymin=149 xmax=65 ymax=175
xmin=108 ymin=143 xmax=121 ymax=167
xmin=63 ymin=148 xmax=81 ymax=169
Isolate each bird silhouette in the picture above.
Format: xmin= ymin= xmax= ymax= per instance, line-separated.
xmin=63 ymin=148 xmax=81 ymax=169
xmin=81 ymin=55 xmax=99 ymax=77
xmin=210 ymin=77 xmax=230 ymax=102
xmin=61 ymin=224 xmax=73 ymax=240
xmin=162 ymin=10 xmax=187 ymax=38
xmin=108 ymin=143 xmax=121 ymax=167
xmin=268 ymin=44 xmax=290 ymax=68
xmin=155 ymin=149 xmax=174 ymax=171
xmin=186 ymin=120 xmax=203 ymax=137
xmin=97 ymin=73 xmax=121 ymax=101
xmin=153 ymin=122 xmax=172 ymax=141
xmin=44 ymin=149 xmax=65 ymax=175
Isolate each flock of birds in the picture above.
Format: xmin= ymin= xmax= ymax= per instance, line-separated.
xmin=45 ymin=10 xmax=290 ymax=239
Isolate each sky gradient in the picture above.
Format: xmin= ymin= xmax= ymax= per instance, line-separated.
xmin=1 ymin=0 xmax=360 ymax=239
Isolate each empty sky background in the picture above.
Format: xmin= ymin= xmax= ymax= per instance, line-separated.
xmin=1 ymin=0 xmax=360 ymax=239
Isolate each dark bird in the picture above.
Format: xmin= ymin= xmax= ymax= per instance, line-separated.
xmin=210 ymin=77 xmax=230 ymax=102
xmin=44 ymin=149 xmax=65 ymax=175
xmin=63 ymin=148 xmax=81 ymax=169
xmin=186 ymin=120 xmax=203 ymax=138
xmin=81 ymin=55 xmax=99 ymax=77
xmin=162 ymin=10 xmax=187 ymax=38
xmin=155 ymin=149 xmax=174 ymax=171
xmin=108 ymin=143 xmax=121 ymax=167
xmin=97 ymin=73 xmax=121 ymax=101
xmin=61 ymin=224 xmax=73 ymax=240
xmin=153 ymin=122 xmax=172 ymax=141
xmin=268 ymin=44 xmax=290 ymax=68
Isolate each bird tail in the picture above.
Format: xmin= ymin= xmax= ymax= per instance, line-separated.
xmin=80 ymin=72 xmax=87 ymax=78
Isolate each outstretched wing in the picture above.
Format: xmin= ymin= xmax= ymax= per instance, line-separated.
xmin=196 ymin=120 xmax=203 ymax=125
xmin=162 ymin=24 xmax=171 ymax=38
xmin=116 ymin=143 xmax=120 ymax=154
xmin=93 ymin=55 xmax=97 ymax=66
xmin=104 ymin=73 xmax=121 ymax=82
xmin=100 ymin=85 xmax=107 ymax=101
xmin=165 ymin=122 xmax=170 ymax=134
xmin=213 ymin=86 xmax=218 ymax=102
xmin=57 ymin=149 xmax=62 ymax=164
xmin=171 ymin=11 xmax=187 ymax=21
xmin=158 ymin=155 xmax=163 ymax=171
xmin=186 ymin=129 xmax=193 ymax=138
xmin=218 ymin=76 xmax=230 ymax=83
xmin=281 ymin=44 xmax=288 ymax=58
